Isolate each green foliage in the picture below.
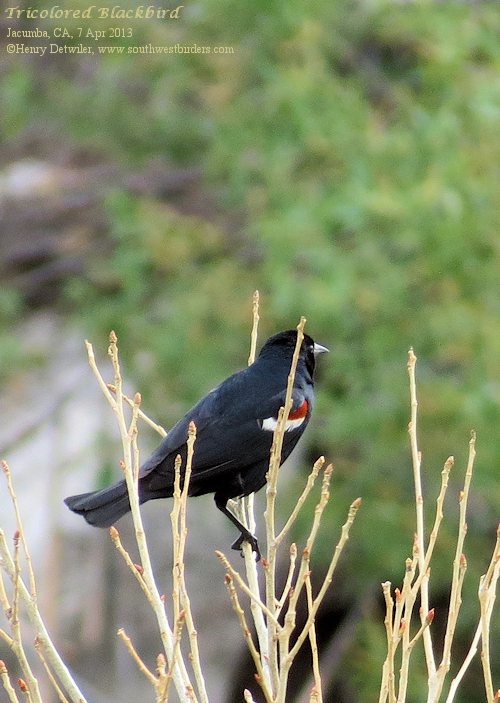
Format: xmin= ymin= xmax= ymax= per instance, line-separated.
xmin=2 ymin=0 xmax=499 ymax=697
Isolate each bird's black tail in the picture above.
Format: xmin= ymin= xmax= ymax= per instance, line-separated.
xmin=64 ymin=480 xmax=131 ymax=528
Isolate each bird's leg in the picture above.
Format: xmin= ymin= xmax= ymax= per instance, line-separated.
xmin=214 ymin=493 xmax=261 ymax=561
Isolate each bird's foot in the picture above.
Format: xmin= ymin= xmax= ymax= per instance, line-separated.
xmin=231 ymin=531 xmax=261 ymax=562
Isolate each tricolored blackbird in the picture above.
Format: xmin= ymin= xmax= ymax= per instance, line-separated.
xmin=65 ymin=330 xmax=328 ymax=559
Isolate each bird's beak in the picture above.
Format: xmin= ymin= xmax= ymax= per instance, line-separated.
xmin=313 ymin=342 xmax=329 ymax=355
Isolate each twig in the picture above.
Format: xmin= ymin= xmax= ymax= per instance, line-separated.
xmin=430 ymin=433 xmax=476 ymax=702
xmin=1 ymin=463 xmax=37 ymax=599
xmin=0 ymin=530 xmax=42 ymax=703
xmin=223 ymin=575 xmax=273 ymax=703
xmin=275 ymin=543 xmax=297 ymax=617
xmin=284 ymin=464 xmax=334 ymax=633
xmin=87 ymin=334 xmax=193 ymax=701
xmin=215 ymin=551 xmax=282 ymax=629
xmin=288 ymin=497 xmax=361 ymax=663
xmin=445 ymin=526 xmax=500 ymax=703
xmin=247 ymin=290 xmax=260 ymax=367
xmin=171 ymin=454 xmax=184 ymax=626
xmin=107 ymin=384 xmax=167 ymax=438
xmin=0 ymin=528 xmax=86 ymax=702
xmin=117 ymin=628 xmax=157 ymax=686
xmin=380 ymin=581 xmax=396 ymax=703
xmin=237 ymin=290 xmax=274 ymax=694
xmin=0 ymin=660 xmax=21 ymax=703
xmin=0 ymin=461 xmax=88 ymax=703
xmin=305 ymin=572 xmax=323 ymax=703
xmin=395 ymin=555 xmax=419 ymax=703
xmin=409 ymin=456 xmax=454 ymax=602
xmin=275 ymin=497 xmax=361 ymax=703
xmin=34 ymin=639 xmax=70 ymax=703
xmin=407 ymin=349 xmax=436 ymax=678
xmin=478 ymin=526 xmax=500 ymax=703
xmin=387 ymin=456 xmax=453 ymax=702
xmin=266 ymin=318 xmax=307 ymax=695
xmin=276 ymin=456 xmax=325 ymax=546
xmin=158 ymin=612 xmax=186 ymax=703
xmin=176 ymin=424 xmax=210 ymax=703
xmin=109 ymin=527 xmax=152 ymax=603
xmin=480 ymin=586 xmax=495 ymax=703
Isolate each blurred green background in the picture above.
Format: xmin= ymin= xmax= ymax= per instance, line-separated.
xmin=1 ymin=0 xmax=498 ymax=701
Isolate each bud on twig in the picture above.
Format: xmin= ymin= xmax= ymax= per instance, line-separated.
xmin=17 ymin=678 xmax=28 ymax=692
xmin=156 ymin=653 xmax=166 ymax=677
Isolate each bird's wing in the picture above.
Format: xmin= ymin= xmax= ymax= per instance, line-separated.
xmin=139 ymin=374 xmax=308 ymax=487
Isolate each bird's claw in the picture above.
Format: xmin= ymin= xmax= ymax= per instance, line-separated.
xmin=231 ymin=532 xmax=261 ymax=562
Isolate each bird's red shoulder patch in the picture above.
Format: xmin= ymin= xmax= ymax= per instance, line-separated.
xmin=288 ymin=399 xmax=308 ymax=420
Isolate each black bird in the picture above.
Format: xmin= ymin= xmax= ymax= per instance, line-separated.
xmin=65 ymin=330 xmax=328 ymax=559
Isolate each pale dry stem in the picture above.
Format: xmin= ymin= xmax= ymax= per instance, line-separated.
xmin=117 ymin=628 xmax=157 ymax=686
xmin=107 ymin=384 xmax=167 ymax=437
xmin=221 ymin=313 xmax=362 ymax=703
xmin=223 ymin=574 xmax=273 ymax=703
xmin=215 ymin=551 xmax=282 ymax=629
xmin=109 ymin=527 xmax=152 ymax=603
xmin=305 ymin=572 xmax=323 ymax=703
xmin=0 ymin=464 xmax=87 ymax=703
xmin=407 ymin=349 xmax=435 ymax=677
xmin=285 ymin=463 xmax=334 ymax=627
xmin=381 ymin=581 xmax=396 ymax=703
xmin=1 ymin=463 xmax=37 ymax=600
xmin=288 ymin=497 xmax=361 ymax=663
xmin=234 ymin=290 xmax=273 ymax=692
xmin=243 ymin=689 xmax=257 ymax=703
xmin=34 ymin=640 xmax=70 ymax=703
xmin=266 ymin=318 xmax=307 ymax=694
xmin=382 ymin=456 xmax=453 ymax=702
xmin=1 ymin=660 xmax=21 ymax=703
xmin=276 ymin=456 xmax=325 ymax=547
xmin=175 ymin=425 xmax=209 ymax=703
xmin=158 ymin=612 xmax=185 ymax=703
xmin=87 ymin=334 xmax=193 ymax=701
xmin=430 ymin=433 xmax=477 ymax=702
xmin=445 ymin=527 xmax=499 ymax=703
xmin=275 ymin=543 xmax=297 ymax=617
xmin=381 ymin=351 xmax=497 ymax=703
